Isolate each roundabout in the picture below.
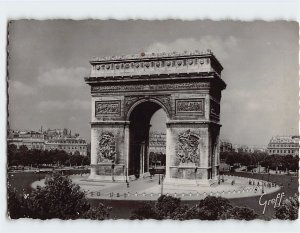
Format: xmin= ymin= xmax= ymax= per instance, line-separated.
xmin=32 ymin=173 xmax=281 ymax=201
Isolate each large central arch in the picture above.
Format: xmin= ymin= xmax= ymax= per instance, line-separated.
xmin=85 ymin=50 xmax=226 ymax=186
xmin=128 ymin=100 xmax=167 ymax=178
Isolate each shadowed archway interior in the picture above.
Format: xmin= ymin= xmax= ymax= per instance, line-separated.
xmin=128 ymin=101 xmax=165 ymax=177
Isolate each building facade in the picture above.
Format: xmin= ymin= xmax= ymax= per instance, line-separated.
xmin=267 ymin=136 xmax=299 ymax=156
xmin=220 ymin=139 xmax=233 ymax=152
xmin=8 ymin=131 xmax=45 ymax=150
xmin=148 ymin=132 xmax=166 ymax=154
xmin=8 ymin=128 xmax=88 ymax=156
xmin=45 ymin=138 xmax=87 ymax=156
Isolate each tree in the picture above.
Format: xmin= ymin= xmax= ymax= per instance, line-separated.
xmin=82 ymin=203 xmax=112 ymax=220
xmin=130 ymin=195 xmax=259 ymax=220
xmin=130 ymin=195 xmax=188 ymax=220
xmin=7 ymin=172 xmax=111 ymax=220
xmin=275 ymin=195 xmax=299 ymax=220
xmin=223 ymin=206 xmax=257 ymax=220
xmin=26 ymin=172 xmax=90 ymax=219
xmin=155 ymin=195 xmax=182 ymax=219
xmin=19 ymin=145 xmax=28 ymax=154
xmin=186 ymin=196 xmax=233 ymax=220
xmin=7 ymin=188 xmax=28 ymax=219
xmin=225 ymin=153 xmax=236 ymax=167
xmin=130 ymin=202 xmax=158 ymax=220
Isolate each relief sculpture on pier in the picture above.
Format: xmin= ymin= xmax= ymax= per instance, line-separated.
xmin=177 ymin=130 xmax=200 ymax=164
xmin=97 ymin=132 xmax=117 ymax=163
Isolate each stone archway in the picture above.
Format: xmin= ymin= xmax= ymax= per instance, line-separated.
xmin=127 ymin=100 xmax=167 ymax=178
xmin=85 ymin=50 xmax=226 ymax=186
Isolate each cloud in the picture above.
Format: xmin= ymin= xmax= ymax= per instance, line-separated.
xmin=37 ymin=67 xmax=89 ymax=88
xmin=9 ymin=80 xmax=36 ymax=95
xmin=38 ymin=100 xmax=66 ymax=111
xmin=38 ymin=99 xmax=90 ymax=112
xmin=145 ymin=36 xmax=239 ymax=60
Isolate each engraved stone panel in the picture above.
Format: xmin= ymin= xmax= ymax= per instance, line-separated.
xmin=176 ymin=130 xmax=200 ymax=164
xmin=175 ymin=98 xmax=204 ymax=115
xmin=97 ymin=132 xmax=117 ymax=163
xmin=95 ymin=100 xmax=121 ymax=116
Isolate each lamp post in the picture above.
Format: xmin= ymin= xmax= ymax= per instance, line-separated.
xmin=111 ymin=161 xmax=115 ymax=182
xmin=195 ymin=167 xmax=198 ymax=185
xmin=38 ymin=166 xmax=41 ymax=181
xmin=160 ymin=174 xmax=164 ymax=195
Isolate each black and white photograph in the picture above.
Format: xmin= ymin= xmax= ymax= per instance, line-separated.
xmin=1 ymin=1 xmax=299 ymax=230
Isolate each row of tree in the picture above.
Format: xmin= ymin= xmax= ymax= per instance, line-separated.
xmin=149 ymin=152 xmax=166 ymax=167
xmin=221 ymin=151 xmax=299 ymax=171
xmin=8 ymin=172 xmax=110 ymax=219
xmin=8 ymin=172 xmax=298 ymax=220
xmin=131 ymin=194 xmax=299 ymax=220
xmin=7 ymin=144 xmax=90 ymax=168
xmin=131 ymin=195 xmax=257 ymax=220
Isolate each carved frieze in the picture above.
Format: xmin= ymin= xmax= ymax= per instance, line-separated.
xmin=91 ymin=82 xmax=210 ymax=93
xmin=177 ymin=130 xmax=200 ymax=164
xmin=124 ymin=96 xmax=141 ymax=114
xmin=175 ymin=98 xmax=204 ymax=115
xmin=95 ymin=100 xmax=121 ymax=116
xmin=97 ymin=132 xmax=117 ymax=163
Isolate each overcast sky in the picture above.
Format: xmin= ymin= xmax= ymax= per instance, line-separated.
xmin=8 ymin=20 xmax=298 ymax=146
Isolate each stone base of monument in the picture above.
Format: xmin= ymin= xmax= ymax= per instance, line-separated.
xmin=128 ymin=175 xmax=136 ymax=181
xmin=88 ymin=174 xmax=127 ymax=182
xmin=163 ymin=177 xmax=218 ymax=187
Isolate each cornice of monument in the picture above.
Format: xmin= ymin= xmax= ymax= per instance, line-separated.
xmin=90 ymin=49 xmax=220 ymax=64
xmin=85 ymin=50 xmax=224 ymax=83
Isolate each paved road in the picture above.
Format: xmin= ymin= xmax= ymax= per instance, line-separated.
xmin=220 ymin=171 xmax=299 ymax=219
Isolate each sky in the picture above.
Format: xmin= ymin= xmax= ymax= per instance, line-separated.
xmin=7 ymin=20 xmax=299 ymax=146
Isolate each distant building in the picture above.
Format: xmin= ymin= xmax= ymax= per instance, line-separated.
xmin=45 ymin=137 xmax=87 ymax=156
xmin=232 ymin=144 xmax=267 ymax=153
xmin=8 ymin=128 xmax=88 ymax=156
xmin=220 ymin=139 xmax=233 ymax=152
xmin=8 ymin=130 xmax=45 ymax=150
xmin=233 ymin=144 xmax=254 ymax=153
xmin=149 ymin=132 xmax=166 ymax=154
xmin=220 ymin=138 xmax=267 ymax=153
xmin=267 ymin=135 xmax=299 ymax=156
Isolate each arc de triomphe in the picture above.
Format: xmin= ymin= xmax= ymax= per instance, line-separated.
xmin=84 ymin=50 xmax=226 ymax=186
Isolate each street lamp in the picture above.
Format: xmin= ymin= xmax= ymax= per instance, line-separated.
xmin=38 ymin=166 xmax=41 ymax=181
xmin=195 ymin=167 xmax=198 ymax=185
xmin=160 ymin=174 xmax=164 ymax=195
xmin=111 ymin=162 xmax=115 ymax=182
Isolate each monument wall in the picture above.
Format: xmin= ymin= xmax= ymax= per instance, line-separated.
xmin=85 ymin=50 xmax=226 ymax=185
